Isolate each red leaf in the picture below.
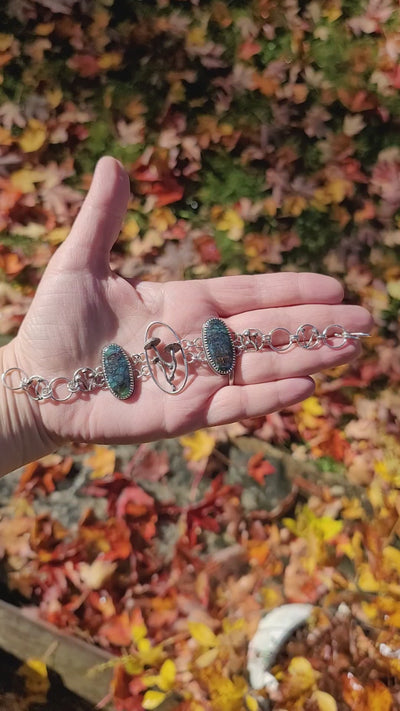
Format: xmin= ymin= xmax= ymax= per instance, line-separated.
xmin=125 ymin=445 xmax=170 ymax=482
xmin=67 ymin=53 xmax=100 ymax=78
xmin=194 ymin=234 xmax=222 ymax=263
xmin=116 ymin=485 xmax=155 ymax=519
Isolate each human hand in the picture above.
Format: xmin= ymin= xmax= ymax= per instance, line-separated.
xmin=1 ymin=157 xmax=372 ymax=472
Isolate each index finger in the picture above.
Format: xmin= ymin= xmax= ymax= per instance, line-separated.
xmin=204 ymin=272 xmax=344 ymax=317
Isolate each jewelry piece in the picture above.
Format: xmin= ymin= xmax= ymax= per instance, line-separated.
xmin=144 ymin=321 xmax=188 ymax=394
xmin=102 ymin=343 xmax=135 ymax=400
xmin=202 ymin=318 xmax=236 ymax=375
xmin=1 ymin=320 xmax=370 ymax=402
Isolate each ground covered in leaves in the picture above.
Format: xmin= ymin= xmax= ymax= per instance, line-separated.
xmin=1 ymin=0 xmax=400 ymax=710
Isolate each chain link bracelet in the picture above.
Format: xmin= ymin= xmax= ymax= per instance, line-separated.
xmin=1 ymin=320 xmax=370 ymax=402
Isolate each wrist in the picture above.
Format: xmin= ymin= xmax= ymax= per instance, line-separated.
xmin=0 ymin=340 xmax=60 ymax=476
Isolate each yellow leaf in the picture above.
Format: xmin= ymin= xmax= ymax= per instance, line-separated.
xmin=137 ymin=638 xmax=165 ymax=666
xmin=386 ymin=608 xmax=400 ymax=628
xmin=336 ymin=530 xmax=363 ymax=562
xmin=35 ymin=22 xmax=55 ymax=36
xmin=282 ymin=195 xmax=307 ymax=216
xmin=287 ymin=656 xmax=318 ymax=694
xmin=149 ymin=207 xmax=176 ymax=232
xmin=17 ymin=658 xmax=50 ymax=699
xmin=143 ymin=659 xmax=176 ymax=691
xmin=180 ymin=430 xmax=215 ymax=462
xmin=361 ymin=600 xmax=378 ymax=623
xmin=387 ymin=280 xmax=400 ymax=301
xmin=11 ymin=222 xmax=46 ymax=239
xmin=45 ymin=87 xmax=63 ymax=108
xmin=18 ymin=118 xmax=47 ymax=152
xmin=123 ymin=657 xmax=143 ymax=675
xmin=122 ymin=216 xmax=140 ymax=239
xmin=284 ymin=506 xmax=342 ymax=542
xmin=159 ymin=659 xmax=176 ymax=691
xmin=245 ymin=694 xmax=259 ymax=711
xmin=222 ymin=618 xmax=245 ymax=634
xmin=215 ymin=208 xmax=244 ymax=241
xmin=0 ymin=34 xmax=13 ymax=51
xmin=186 ymin=26 xmax=206 ymax=47
xmin=98 ymin=51 xmax=123 ymax=70
xmin=10 ymin=168 xmax=44 ymax=193
xmin=315 ymin=516 xmax=343 ymax=541
xmin=25 ymin=659 xmax=48 ymax=678
xmin=86 ymin=445 xmax=116 ymax=479
xmin=143 ymin=690 xmax=167 ymax=710
xmin=195 ymin=647 xmax=219 ymax=668
xmin=312 ymin=187 xmax=331 ymax=210
xmin=143 ymin=673 xmax=161 ymax=688
xmin=383 ymin=546 xmax=400 ymax=574
xmin=188 ymin=621 xmax=218 ymax=647
xmin=263 ymin=196 xmax=278 ymax=216
xmin=131 ymin=621 xmax=148 ymax=644
xmin=358 ymin=563 xmax=380 ymax=593
xmin=45 ymin=226 xmax=70 ymax=244
xmin=341 ymin=497 xmax=365 ymax=520
xmin=311 ymin=690 xmax=338 ymax=711
xmin=302 ymin=396 xmax=324 ymax=417
xmin=260 ymin=586 xmax=282 ymax=609
xmin=327 ymin=178 xmax=353 ymax=203
xmin=322 ymin=6 xmax=342 ymax=21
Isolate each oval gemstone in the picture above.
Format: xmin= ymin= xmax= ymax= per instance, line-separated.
xmin=202 ymin=318 xmax=235 ymax=375
xmin=102 ymin=343 xmax=134 ymax=400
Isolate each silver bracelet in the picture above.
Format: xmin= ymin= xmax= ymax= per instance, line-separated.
xmin=1 ymin=319 xmax=370 ymax=402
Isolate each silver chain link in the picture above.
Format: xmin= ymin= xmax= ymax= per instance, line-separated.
xmin=181 ymin=337 xmax=208 ymax=364
xmin=131 ymin=352 xmax=150 ymax=380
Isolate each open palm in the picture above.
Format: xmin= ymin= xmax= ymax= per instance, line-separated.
xmin=9 ymin=158 xmax=372 ymax=450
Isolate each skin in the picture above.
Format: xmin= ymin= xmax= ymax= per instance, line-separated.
xmin=0 ymin=157 xmax=373 ymax=476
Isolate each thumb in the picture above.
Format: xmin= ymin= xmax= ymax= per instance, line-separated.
xmin=59 ymin=156 xmax=130 ymax=272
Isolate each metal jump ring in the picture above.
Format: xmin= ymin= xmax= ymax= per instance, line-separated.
xmin=48 ymin=377 xmax=74 ymax=402
xmin=269 ymin=328 xmax=292 ymax=352
xmin=1 ymin=367 xmax=27 ymax=391
xmin=322 ymin=324 xmax=347 ymax=349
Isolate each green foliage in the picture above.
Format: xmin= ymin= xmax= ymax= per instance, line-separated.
xmin=198 ymin=154 xmax=266 ymax=205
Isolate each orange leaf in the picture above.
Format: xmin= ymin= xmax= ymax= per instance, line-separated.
xmin=100 ymin=612 xmax=132 ymax=647
xmin=247 ymin=453 xmax=276 ymax=484
xmin=342 ymin=673 xmax=366 ymax=710
xmin=239 ymin=40 xmax=261 ymax=60
xmin=365 ymin=680 xmax=393 ymax=711
xmin=0 ymin=249 xmax=25 ymax=278
xmin=252 ymin=72 xmax=279 ymax=96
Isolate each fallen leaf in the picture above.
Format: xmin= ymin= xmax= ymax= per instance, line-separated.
xmin=17 ymin=119 xmax=47 ymax=152
xmin=247 ymin=452 xmax=276 ymax=484
xmin=86 ymin=445 xmax=116 ymax=479
xmin=180 ymin=430 xmax=216 ymax=462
